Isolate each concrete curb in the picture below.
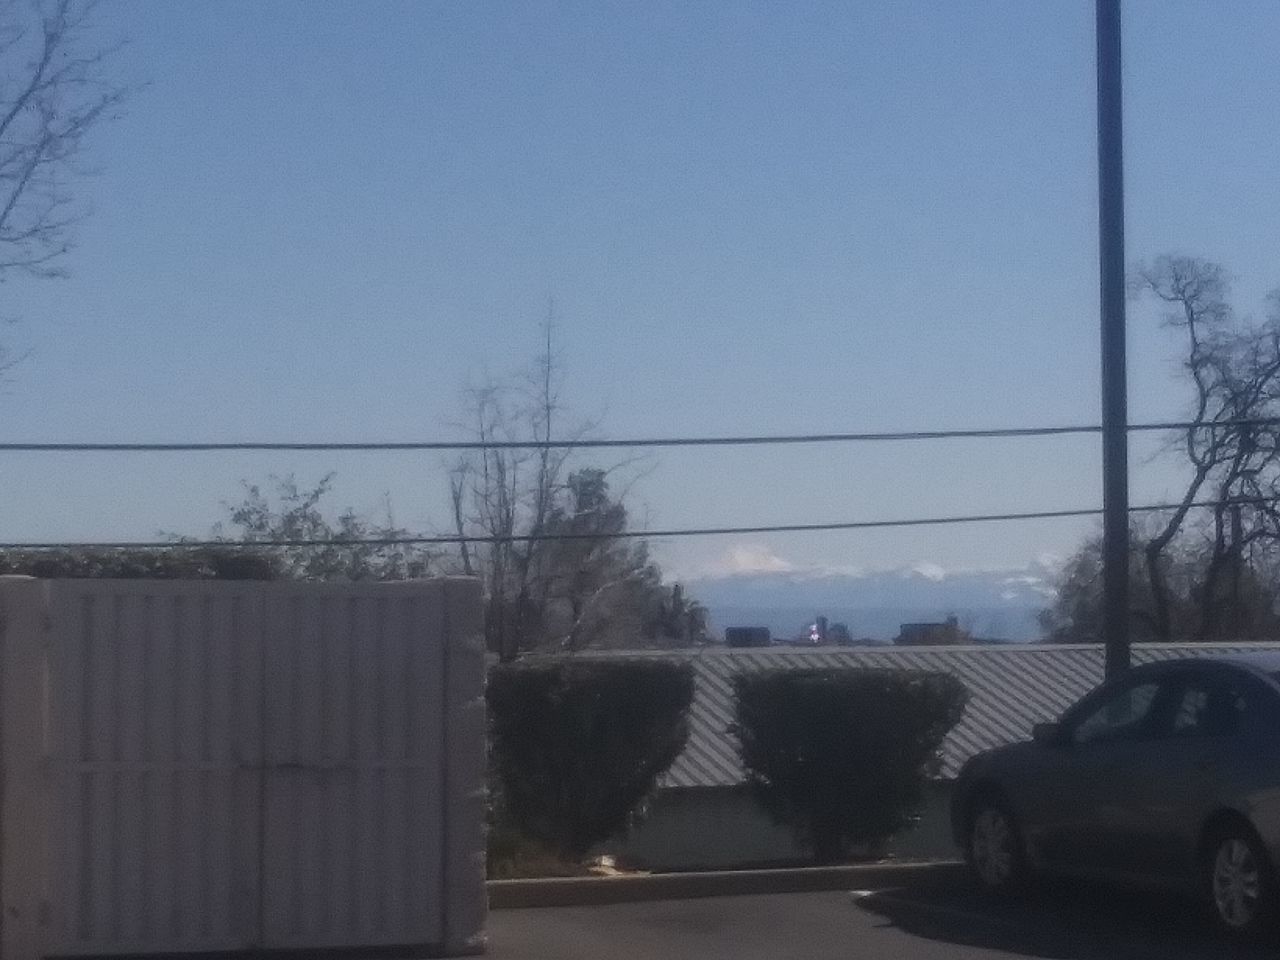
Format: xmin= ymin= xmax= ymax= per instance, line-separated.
xmin=488 ymin=860 xmax=966 ymax=909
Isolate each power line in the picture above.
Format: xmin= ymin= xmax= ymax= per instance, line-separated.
xmin=4 ymin=497 xmax=1274 ymax=551
xmin=1128 ymin=418 xmax=1280 ymax=434
xmin=0 ymin=418 xmax=1276 ymax=453
xmin=0 ymin=426 xmax=1099 ymax=451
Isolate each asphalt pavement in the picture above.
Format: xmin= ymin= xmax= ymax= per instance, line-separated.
xmin=487 ymin=870 xmax=1280 ymax=959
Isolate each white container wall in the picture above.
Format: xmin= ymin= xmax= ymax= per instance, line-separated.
xmin=0 ymin=577 xmax=487 ymax=959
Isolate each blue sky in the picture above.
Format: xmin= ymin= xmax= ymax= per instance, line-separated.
xmin=2 ymin=1 xmax=1279 ymax=580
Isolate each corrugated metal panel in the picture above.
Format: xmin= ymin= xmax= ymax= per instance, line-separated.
xmin=260 ymin=588 xmax=445 ymax=948
xmin=39 ymin=579 xmax=465 ymax=957
xmin=640 ymin=642 xmax=1280 ymax=788
xmin=48 ymin=582 xmax=262 ymax=955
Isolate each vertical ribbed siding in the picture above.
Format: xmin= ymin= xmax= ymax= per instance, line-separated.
xmin=41 ymin=579 xmax=461 ymax=956
xmin=259 ymin=585 xmax=445 ymax=948
xmin=50 ymin=582 xmax=262 ymax=955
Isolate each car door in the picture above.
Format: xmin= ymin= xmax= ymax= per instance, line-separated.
xmin=1103 ymin=668 xmax=1231 ymax=882
xmin=1033 ymin=674 xmax=1175 ymax=876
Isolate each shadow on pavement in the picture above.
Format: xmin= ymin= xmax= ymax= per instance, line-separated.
xmin=855 ymin=875 xmax=1279 ymax=960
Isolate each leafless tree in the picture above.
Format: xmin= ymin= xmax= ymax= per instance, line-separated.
xmin=1191 ymin=301 xmax=1280 ymax=640
xmin=0 ymin=0 xmax=126 ymax=280
xmin=1120 ymin=256 xmax=1280 ymax=641
xmin=0 ymin=0 xmax=126 ymax=375
xmin=1129 ymin=257 xmax=1235 ymax=639
xmin=447 ymin=314 xmax=698 ymax=659
xmin=448 ymin=311 xmax=590 ymax=657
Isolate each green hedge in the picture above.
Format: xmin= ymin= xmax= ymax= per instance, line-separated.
xmin=733 ymin=668 xmax=968 ymax=864
xmin=487 ymin=658 xmax=694 ymax=860
xmin=0 ymin=547 xmax=279 ymax=579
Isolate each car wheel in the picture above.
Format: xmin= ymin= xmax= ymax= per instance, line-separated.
xmin=1205 ymin=825 xmax=1276 ymax=938
xmin=966 ymin=798 xmax=1027 ymax=894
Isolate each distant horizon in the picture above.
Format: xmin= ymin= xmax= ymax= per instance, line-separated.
xmin=701 ymin=605 xmax=1044 ymax=644
xmin=689 ymin=556 xmax=1051 ymax=642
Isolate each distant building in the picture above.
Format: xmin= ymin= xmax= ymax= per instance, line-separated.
xmin=827 ymin=622 xmax=854 ymax=645
xmin=725 ymin=626 xmax=771 ymax=647
xmin=799 ymin=616 xmax=823 ymax=644
xmin=894 ymin=615 xmax=969 ymax=646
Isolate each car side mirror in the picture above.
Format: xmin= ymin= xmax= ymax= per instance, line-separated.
xmin=1033 ymin=721 xmax=1066 ymax=747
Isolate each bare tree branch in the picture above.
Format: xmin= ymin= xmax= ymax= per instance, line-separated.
xmin=0 ymin=0 xmax=127 ymax=283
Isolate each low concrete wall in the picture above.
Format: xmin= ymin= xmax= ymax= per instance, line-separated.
xmin=604 ymin=781 xmax=956 ymax=871
xmin=890 ymin=781 xmax=957 ymax=861
xmin=489 ymin=861 xmax=968 ymax=909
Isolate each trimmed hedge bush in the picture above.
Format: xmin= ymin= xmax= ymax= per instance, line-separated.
xmin=733 ymin=668 xmax=968 ymax=864
xmin=487 ymin=658 xmax=695 ymax=860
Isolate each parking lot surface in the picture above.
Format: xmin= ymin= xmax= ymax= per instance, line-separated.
xmin=488 ymin=871 xmax=1280 ymax=959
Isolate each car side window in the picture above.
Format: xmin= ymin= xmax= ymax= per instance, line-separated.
xmin=1163 ymin=676 xmax=1246 ymax=739
xmin=1216 ymin=686 xmax=1248 ymax=737
xmin=1170 ymin=683 xmax=1213 ymax=736
xmin=1209 ymin=683 xmax=1245 ymax=737
xmin=1071 ymin=681 xmax=1162 ymax=746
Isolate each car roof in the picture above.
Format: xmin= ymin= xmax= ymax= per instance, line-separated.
xmin=1132 ymin=652 xmax=1280 ymax=679
xmin=1208 ymin=651 xmax=1280 ymax=675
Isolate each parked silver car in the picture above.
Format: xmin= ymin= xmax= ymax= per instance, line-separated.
xmin=951 ymin=654 xmax=1280 ymax=937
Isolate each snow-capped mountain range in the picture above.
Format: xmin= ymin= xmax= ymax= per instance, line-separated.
xmin=686 ymin=557 xmax=1060 ymax=643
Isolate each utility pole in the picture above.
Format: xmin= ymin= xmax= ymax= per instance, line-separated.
xmin=1097 ymin=0 xmax=1130 ymax=677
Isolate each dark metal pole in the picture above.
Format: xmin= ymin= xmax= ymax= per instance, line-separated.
xmin=1097 ymin=0 xmax=1130 ymax=677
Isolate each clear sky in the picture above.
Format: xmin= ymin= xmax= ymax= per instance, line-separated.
xmin=2 ymin=1 xmax=1279 ymax=581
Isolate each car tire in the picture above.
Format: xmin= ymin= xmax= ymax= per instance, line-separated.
xmin=1203 ymin=823 xmax=1276 ymax=939
xmin=965 ymin=796 xmax=1028 ymax=895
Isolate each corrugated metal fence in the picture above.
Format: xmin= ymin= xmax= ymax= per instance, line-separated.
xmin=0 ymin=577 xmax=487 ymax=959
